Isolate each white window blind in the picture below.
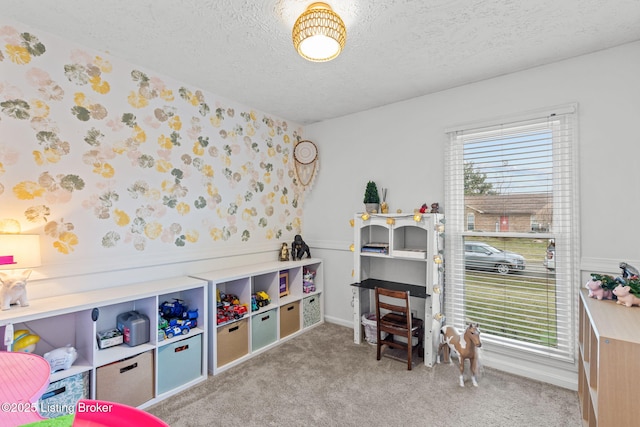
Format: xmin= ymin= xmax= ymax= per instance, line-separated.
xmin=444 ymin=105 xmax=579 ymax=362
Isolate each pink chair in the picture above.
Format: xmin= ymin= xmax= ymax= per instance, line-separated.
xmin=73 ymin=399 xmax=168 ymax=427
xmin=0 ymin=351 xmax=50 ymax=426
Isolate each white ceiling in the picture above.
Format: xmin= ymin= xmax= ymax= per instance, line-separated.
xmin=2 ymin=0 xmax=640 ymax=125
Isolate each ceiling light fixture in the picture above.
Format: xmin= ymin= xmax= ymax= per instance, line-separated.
xmin=292 ymin=2 xmax=346 ymax=62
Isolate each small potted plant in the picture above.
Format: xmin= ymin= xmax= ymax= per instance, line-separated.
xmin=363 ymin=181 xmax=380 ymax=213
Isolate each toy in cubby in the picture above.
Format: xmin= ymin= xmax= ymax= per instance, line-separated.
xmin=216 ymin=291 xmax=249 ymax=324
xmin=44 ymin=345 xmax=78 ymax=373
xmin=251 ymin=291 xmax=271 ymax=312
xmin=158 ymin=314 xmax=169 ymax=341
xmin=158 ymin=298 xmax=198 ymax=338
xmin=303 ymin=268 xmax=316 ymax=293
xmin=12 ymin=329 xmax=40 ymax=352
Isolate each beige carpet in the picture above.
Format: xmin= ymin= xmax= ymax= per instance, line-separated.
xmin=147 ymin=322 xmax=581 ymax=427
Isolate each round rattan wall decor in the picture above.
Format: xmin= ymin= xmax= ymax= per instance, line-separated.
xmin=293 ymin=140 xmax=319 ymax=189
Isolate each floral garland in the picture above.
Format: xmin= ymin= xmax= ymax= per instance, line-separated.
xmin=591 ymin=273 xmax=640 ymax=297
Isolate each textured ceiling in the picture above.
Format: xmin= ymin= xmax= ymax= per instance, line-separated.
xmin=2 ymin=0 xmax=640 ymax=124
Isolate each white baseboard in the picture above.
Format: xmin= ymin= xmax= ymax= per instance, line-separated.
xmin=324 ymin=316 xmax=353 ymax=329
xmin=480 ymin=351 xmax=578 ymax=391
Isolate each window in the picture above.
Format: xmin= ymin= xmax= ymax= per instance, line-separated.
xmin=444 ymin=105 xmax=579 ymax=364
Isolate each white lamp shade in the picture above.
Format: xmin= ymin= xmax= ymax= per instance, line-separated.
xmin=298 ymin=34 xmax=341 ymax=61
xmin=0 ymin=234 xmax=41 ymax=269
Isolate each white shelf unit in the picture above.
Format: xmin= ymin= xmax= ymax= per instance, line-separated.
xmin=351 ymin=213 xmax=444 ymax=367
xmin=192 ymin=258 xmax=323 ymax=375
xmin=0 ymin=276 xmax=208 ymax=410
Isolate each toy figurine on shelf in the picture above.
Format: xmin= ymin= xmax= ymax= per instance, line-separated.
xmin=431 ymin=202 xmax=440 ymax=214
xmin=419 ymin=203 xmax=428 ymax=214
xmin=620 ymin=262 xmax=639 ymax=279
xmin=12 ymin=329 xmax=40 ymax=353
xmin=585 ymin=277 xmax=613 ymax=300
xmin=279 ymin=242 xmax=290 ymax=261
xmin=613 ymin=284 xmax=640 ymax=307
xmin=0 ymin=270 xmax=32 ymax=310
xmin=291 ymin=234 xmax=311 ymax=260
xmin=158 ymin=314 xmax=169 ymax=341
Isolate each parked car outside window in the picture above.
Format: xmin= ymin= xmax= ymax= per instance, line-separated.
xmin=464 ymin=241 xmax=526 ymax=275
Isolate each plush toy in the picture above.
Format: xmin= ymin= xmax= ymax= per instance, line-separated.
xmin=419 ymin=203 xmax=428 ymax=214
xmin=44 ymin=345 xmax=78 ymax=373
xmin=585 ymin=278 xmax=613 ymax=300
xmin=431 ymin=202 xmax=440 ymax=214
xmin=613 ymin=284 xmax=640 ymax=307
xmin=0 ymin=270 xmax=32 ymax=310
xmin=303 ymin=269 xmax=316 ymax=293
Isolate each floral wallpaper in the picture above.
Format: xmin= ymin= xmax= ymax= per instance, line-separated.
xmin=0 ymin=23 xmax=306 ymax=263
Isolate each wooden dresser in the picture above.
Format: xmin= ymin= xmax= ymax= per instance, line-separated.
xmin=578 ymin=289 xmax=640 ymax=426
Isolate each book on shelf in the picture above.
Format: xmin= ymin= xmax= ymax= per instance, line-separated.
xmin=361 ymin=243 xmax=389 ymax=254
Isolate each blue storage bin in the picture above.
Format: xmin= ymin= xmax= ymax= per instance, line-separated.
xmin=157 ymin=334 xmax=202 ymax=395
xmin=251 ymin=309 xmax=277 ymax=351
xmin=38 ymin=371 xmax=89 ymax=418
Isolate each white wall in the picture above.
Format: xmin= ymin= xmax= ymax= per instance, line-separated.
xmin=303 ymin=41 xmax=640 ymax=387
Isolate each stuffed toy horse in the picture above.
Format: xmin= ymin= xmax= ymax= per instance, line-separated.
xmin=438 ymin=323 xmax=482 ymax=387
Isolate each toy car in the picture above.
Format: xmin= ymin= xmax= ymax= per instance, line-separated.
xmin=164 ymin=322 xmax=190 ymax=338
xmin=251 ymin=291 xmax=271 ymax=311
xmin=255 ymin=291 xmax=270 ymax=307
xmin=179 ymin=318 xmax=197 ymax=329
xmin=217 ymin=309 xmax=232 ymax=324
xmin=216 ymin=303 xmax=248 ymax=323
xmin=229 ymin=304 xmax=248 ymax=319
xmin=219 ymin=292 xmax=240 ymax=305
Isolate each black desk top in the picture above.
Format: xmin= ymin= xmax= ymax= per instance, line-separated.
xmin=350 ymin=278 xmax=429 ymax=299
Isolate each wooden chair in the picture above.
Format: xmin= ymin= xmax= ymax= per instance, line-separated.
xmin=375 ymin=287 xmax=424 ymax=370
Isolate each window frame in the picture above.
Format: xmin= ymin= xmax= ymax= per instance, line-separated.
xmin=444 ymin=104 xmax=580 ymax=369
